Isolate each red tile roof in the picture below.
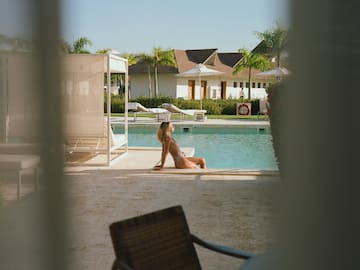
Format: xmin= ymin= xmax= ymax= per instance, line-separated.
xmin=175 ymin=49 xmax=264 ymax=79
xmin=130 ymin=47 xmax=268 ymax=80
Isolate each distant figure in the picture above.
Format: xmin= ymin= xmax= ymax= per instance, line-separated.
xmin=239 ymin=88 xmax=245 ymax=98
xmin=153 ymin=122 xmax=206 ymax=170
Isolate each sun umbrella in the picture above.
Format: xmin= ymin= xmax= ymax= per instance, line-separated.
xmin=177 ymin=64 xmax=223 ymax=109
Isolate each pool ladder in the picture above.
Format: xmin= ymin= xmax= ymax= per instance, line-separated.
xmin=182 ymin=127 xmax=193 ymax=132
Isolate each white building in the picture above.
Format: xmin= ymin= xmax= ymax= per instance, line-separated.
xmin=129 ymin=48 xmax=274 ymax=100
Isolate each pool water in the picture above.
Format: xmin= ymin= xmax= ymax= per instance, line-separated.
xmin=113 ymin=125 xmax=278 ymax=170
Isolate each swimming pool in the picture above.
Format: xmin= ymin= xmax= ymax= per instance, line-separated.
xmin=113 ymin=125 xmax=278 ymax=170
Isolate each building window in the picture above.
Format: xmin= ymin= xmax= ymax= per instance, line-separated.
xmin=252 ymin=82 xmax=256 ymax=88
xmin=233 ymin=81 xmax=237 ymax=88
xmin=257 ymin=82 xmax=261 ymax=88
xmin=245 ymin=82 xmax=249 ymax=88
xmin=263 ymin=82 xmax=267 ymax=88
xmin=240 ymin=82 xmax=243 ymax=88
xmin=212 ymin=89 xmax=217 ymax=98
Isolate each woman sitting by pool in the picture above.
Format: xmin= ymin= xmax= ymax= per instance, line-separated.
xmin=153 ymin=122 xmax=206 ymax=170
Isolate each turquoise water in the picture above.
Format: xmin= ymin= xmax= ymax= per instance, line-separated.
xmin=113 ymin=125 xmax=278 ymax=170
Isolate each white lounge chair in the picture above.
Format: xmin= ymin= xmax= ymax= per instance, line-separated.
xmin=128 ymin=102 xmax=171 ymax=122
xmin=159 ymin=103 xmax=207 ymax=121
xmin=65 ymin=128 xmax=126 ymax=154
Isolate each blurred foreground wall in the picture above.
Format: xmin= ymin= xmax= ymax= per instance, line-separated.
xmin=273 ymin=1 xmax=358 ymax=270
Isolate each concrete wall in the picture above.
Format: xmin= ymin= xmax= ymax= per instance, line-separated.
xmin=131 ymin=75 xmax=270 ymax=100
xmin=227 ymin=79 xmax=269 ymax=99
xmin=176 ymin=78 xmax=224 ymax=100
xmin=230 ymin=87 xmax=268 ymax=99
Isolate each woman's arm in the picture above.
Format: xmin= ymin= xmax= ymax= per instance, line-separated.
xmin=153 ymin=140 xmax=170 ymax=170
xmin=160 ymin=141 xmax=170 ymax=168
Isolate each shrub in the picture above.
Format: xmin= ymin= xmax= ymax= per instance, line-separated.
xmin=111 ymin=95 xmax=125 ymax=113
xmin=104 ymin=94 xmax=125 ymax=113
xmin=202 ymin=99 xmax=222 ymax=115
xmin=221 ymin=100 xmax=238 ymax=115
xmin=132 ymin=96 xmax=174 ymax=108
xmin=105 ymin=95 xmax=265 ymax=115
xmin=174 ymin=98 xmax=201 ymax=110
xmin=250 ymin=99 xmax=260 ymax=115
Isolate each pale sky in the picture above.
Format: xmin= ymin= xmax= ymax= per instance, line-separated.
xmin=0 ymin=0 xmax=289 ymax=54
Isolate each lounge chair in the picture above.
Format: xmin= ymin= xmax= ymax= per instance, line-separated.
xmin=160 ymin=103 xmax=207 ymax=121
xmin=65 ymin=127 xmax=126 ymax=154
xmin=109 ymin=205 xmax=254 ymax=270
xmin=128 ymin=102 xmax=171 ymax=122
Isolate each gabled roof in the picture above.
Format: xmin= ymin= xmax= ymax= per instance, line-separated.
xmin=217 ymin=53 xmax=243 ymax=67
xmin=129 ymin=59 xmax=178 ymax=74
xmin=175 ymin=49 xmax=246 ymax=78
xmin=130 ymin=43 xmax=266 ymax=79
xmin=173 ymin=48 xmax=219 ymax=74
xmin=185 ymin=49 xmax=217 ymax=64
xmin=251 ymin=40 xmax=271 ymax=57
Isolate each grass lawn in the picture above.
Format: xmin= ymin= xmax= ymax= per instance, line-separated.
xmin=110 ymin=113 xmax=269 ymax=121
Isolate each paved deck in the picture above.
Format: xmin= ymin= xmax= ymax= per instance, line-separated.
xmin=1 ymin=118 xmax=279 ymax=270
xmin=63 ymin=118 xmax=277 ymax=270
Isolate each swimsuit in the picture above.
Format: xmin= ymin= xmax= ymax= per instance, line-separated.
xmin=168 ymin=138 xmax=185 ymax=166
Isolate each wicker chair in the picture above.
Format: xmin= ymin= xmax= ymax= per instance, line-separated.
xmin=109 ymin=205 xmax=253 ymax=270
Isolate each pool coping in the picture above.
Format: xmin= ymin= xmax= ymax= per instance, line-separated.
xmin=112 ymin=118 xmax=271 ymax=128
xmin=127 ymin=147 xmax=279 ymax=176
xmin=151 ymin=168 xmax=279 ymax=176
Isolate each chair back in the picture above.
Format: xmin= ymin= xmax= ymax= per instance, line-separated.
xmin=109 ymin=206 xmax=201 ymax=270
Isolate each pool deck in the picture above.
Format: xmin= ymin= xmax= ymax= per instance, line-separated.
xmin=1 ymin=118 xmax=279 ymax=270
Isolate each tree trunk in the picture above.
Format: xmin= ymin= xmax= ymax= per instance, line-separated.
xmin=248 ymin=66 xmax=252 ymax=100
xmin=147 ymin=65 xmax=152 ymax=97
xmin=154 ymin=64 xmax=159 ymax=97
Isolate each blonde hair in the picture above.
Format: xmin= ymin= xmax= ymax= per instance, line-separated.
xmin=157 ymin=122 xmax=171 ymax=144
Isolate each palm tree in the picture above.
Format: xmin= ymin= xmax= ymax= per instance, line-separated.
xmin=254 ymin=20 xmax=288 ymax=67
xmin=233 ymin=49 xmax=271 ymax=100
xmin=71 ymin=36 xmax=92 ymax=54
xmin=140 ymin=53 xmax=155 ymax=97
xmin=120 ymin=53 xmax=137 ymax=66
xmin=141 ymin=47 xmax=176 ymax=97
xmin=59 ymin=36 xmax=93 ymax=54
xmin=96 ymin=48 xmax=112 ymax=54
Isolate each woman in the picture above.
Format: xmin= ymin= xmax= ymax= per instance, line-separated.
xmin=153 ymin=122 xmax=206 ymax=170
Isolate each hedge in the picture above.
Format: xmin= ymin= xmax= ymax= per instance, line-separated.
xmin=104 ymin=95 xmax=261 ymax=115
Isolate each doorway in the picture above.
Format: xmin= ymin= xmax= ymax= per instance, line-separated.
xmin=220 ymin=81 xmax=227 ymax=100
xmin=201 ymin=80 xmax=207 ymax=99
xmin=188 ymin=80 xmax=195 ymax=100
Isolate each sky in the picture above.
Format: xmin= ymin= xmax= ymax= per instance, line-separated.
xmin=0 ymin=0 xmax=289 ymax=54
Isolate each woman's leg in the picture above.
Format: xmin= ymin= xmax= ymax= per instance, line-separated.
xmin=174 ymin=157 xmax=198 ymax=169
xmin=185 ymin=157 xmax=206 ymax=169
